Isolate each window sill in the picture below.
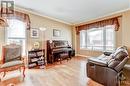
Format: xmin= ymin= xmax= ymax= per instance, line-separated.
xmin=80 ymin=48 xmax=114 ymax=52
xmin=80 ymin=48 xmax=103 ymax=52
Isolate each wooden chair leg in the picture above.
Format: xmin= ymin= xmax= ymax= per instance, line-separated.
xmin=23 ymin=66 xmax=25 ymax=78
xmin=0 ymin=75 xmax=1 ymax=82
xmin=0 ymin=72 xmax=6 ymax=82
xmin=3 ymin=72 xmax=6 ymax=78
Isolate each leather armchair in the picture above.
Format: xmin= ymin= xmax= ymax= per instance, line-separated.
xmin=87 ymin=46 xmax=129 ymax=86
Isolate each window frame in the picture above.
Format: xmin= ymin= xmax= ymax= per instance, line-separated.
xmin=80 ymin=25 xmax=116 ymax=52
xmin=5 ymin=19 xmax=27 ymax=56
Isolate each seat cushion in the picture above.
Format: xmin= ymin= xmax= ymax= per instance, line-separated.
xmin=60 ymin=53 xmax=68 ymax=57
xmin=88 ymin=55 xmax=108 ymax=67
xmin=1 ymin=61 xmax=23 ymax=68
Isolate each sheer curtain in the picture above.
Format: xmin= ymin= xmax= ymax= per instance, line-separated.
xmin=80 ymin=25 xmax=115 ymax=51
xmin=6 ymin=19 xmax=26 ymax=56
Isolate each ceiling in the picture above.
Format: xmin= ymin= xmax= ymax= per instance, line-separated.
xmin=14 ymin=0 xmax=130 ymax=25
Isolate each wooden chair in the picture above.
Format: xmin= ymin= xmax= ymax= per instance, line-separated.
xmin=0 ymin=44 xmax=25 ymax=81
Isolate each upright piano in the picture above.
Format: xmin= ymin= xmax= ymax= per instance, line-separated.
xmin=46 ymin=40 xmax=75 ymax=63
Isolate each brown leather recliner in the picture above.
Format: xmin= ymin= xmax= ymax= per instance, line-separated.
xmin=87 ymin=46 xmax=129 ymax=86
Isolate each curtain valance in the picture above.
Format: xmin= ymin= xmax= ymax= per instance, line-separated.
xmin=0 ymin=8 xmax=31 ymax=30
xmin=76 ymin=17 xmax=120 ymax=34
xmin=0 ymin=17 xmax=8 ymax=27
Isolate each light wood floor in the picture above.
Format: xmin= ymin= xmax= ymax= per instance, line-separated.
xmin=0 ymin=57 xmax=103 ymax=86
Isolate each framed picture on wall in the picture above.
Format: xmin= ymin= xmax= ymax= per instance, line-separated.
xmin=31 ymin=28 xmax=39 ymax=38
xmin=53 ymin=29 xmax=60 ymax=37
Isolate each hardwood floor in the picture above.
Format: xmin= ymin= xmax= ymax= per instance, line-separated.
xmin=0 ymin=56 xmax=103 ymax=86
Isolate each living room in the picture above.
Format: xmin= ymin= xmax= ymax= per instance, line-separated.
xmin=0 ymin=0 xmax=130 ymax=86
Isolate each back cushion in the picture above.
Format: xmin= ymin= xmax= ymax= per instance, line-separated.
xmin=3 ymin=45 xmax=21 ymax=62
xmin=107 ymin=49 xmax=124 ymax=64
xmin=114 ymin=51 xmax=128 ymax=61
xmin=108 ymin=60 xmax=120 ymax=68
xmin=112 ymin=49 xmax=123 ymax=58
xmin=108 ymin=51 xmax=128 ymax=69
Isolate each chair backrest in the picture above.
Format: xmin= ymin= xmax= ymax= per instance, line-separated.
xmin=2 ymin=44 xmax=21 ymax=63
xmin=108 ymin=46 xmax=129 ymax=72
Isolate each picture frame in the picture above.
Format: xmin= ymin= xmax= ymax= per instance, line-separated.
xmin=31 ymin=28 xmax=39 ymax=38
xmin=53 ymin=29 xmax=60 ymax=37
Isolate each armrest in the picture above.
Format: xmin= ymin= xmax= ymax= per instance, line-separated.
xmin=103 ymin=51 xmax=112 ymax=56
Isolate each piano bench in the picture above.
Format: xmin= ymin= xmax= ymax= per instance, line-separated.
xmin=59 ymin=53 xmax=69 ymax=63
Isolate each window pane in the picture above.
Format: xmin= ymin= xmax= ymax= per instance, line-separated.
xmin=6 ymin=19 xmax=26 ymax=56
xmin=7 ymin=19 xmax=26 ymax=38
xmin=80 ymin=30 xmax=87 ymax=48
xmin=80 ymin=25 xmax=115 ymax=51
xmin=106 ymin=25 xmax=115 ymax=51
xmin=87 ymin=28 xmax=103 ymax=50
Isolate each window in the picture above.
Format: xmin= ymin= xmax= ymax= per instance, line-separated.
xmin=6 ymin=19 xmax=26 ymax=56
xmin=80 ymin=25 xmax=115 ymax=51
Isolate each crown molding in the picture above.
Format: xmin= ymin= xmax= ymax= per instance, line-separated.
xmin=74 ymin=8 xmax=130 ymax=26
xmin=14 ymin=5 xmax=130 ymax=26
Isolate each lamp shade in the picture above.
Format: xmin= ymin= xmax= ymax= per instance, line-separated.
xmin=0 ymin=17 xmax=8 ymax=28
xmin=39 ymin=27 xmax=46 ymax=31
